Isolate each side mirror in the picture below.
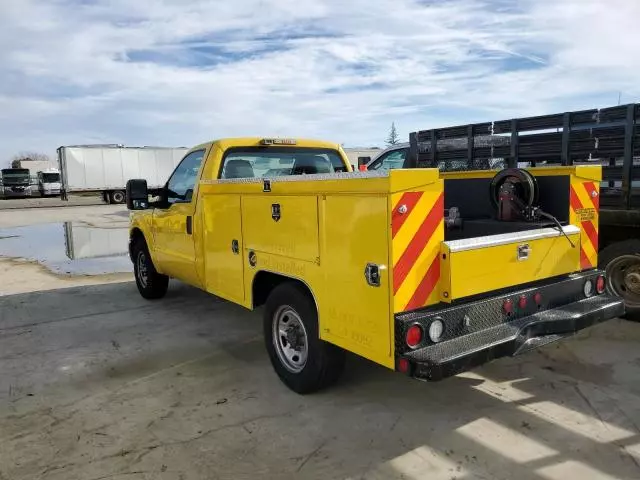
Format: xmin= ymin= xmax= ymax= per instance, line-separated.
xmin=357 ymin=156 xmax=371 ymax=171
xmin=126 ymin=179 xmax=148 ymax=210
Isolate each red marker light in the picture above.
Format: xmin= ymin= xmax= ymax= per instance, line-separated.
xmin=596 ymin=275 xmax=606 ymax=294
xmin=518 ymin=295 xmax=528 ymax=309
xmin=398 ymin=358 xmax=410 ymax=374
xmin=503 ymin=298 xmax=514 ymax=315
xmin=534 ymin=292 xmax=543 ymax=305
xmin=406 ymin=325 xmax=423 ymax=348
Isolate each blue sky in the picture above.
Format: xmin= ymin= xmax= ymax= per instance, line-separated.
xmin=1 ymin=0 xmax=639 ymax=166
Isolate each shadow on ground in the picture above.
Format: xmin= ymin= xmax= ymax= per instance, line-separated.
xmin=1 ymin=282 xmax=639 ymax=480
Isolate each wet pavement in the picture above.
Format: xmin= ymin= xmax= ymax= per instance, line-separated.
xmin=0 ymin=222 xmax=131 ymax=276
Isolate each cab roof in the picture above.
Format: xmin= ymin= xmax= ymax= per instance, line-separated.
xmin=188 ymin=137 xmax=344 ymax=153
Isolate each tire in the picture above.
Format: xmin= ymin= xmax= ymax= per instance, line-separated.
xmin=264 ymin=283 xmax=345 ymax=394
xmin=110 ymin=190 xmax=125 ymax=204
xmin=132 ymin=237 xmax=169 ymax=300
xmin=599 ymin=239 xmax=640 ymax=321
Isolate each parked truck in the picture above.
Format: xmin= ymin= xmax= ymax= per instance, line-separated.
xmin=362 ymin=103 xmax=640 ymax=320
xmin=37 ymin=168 xmax=61 ymax=197
xmin=0 ymin=168 xmax=33 ymax=198
xmin=57 ymin=145 xmax=189 ymax=204
xmin=125 ymin=137 xmax=622 ymax=394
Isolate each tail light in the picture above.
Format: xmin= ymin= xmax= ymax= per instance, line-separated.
xmin=398 ymin=358 xmax=410 ymax=373
xmin=583 ymin=279 xmax=594 ymax=298
xmin=406 ymin=324 xmax=423 ymax=348
xmin=596 ymin=275 xmax=606 ymax=294
xmin=428 ymin=319 xmax=444 ymax=343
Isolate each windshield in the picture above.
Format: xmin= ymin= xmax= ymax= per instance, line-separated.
xmin=41 ymin=173 xmax=60 ymax=183
xmin=1 ymin=169 xmax=30 ymax=185
xmin=220 ymin=147 xmax=348 ymax=179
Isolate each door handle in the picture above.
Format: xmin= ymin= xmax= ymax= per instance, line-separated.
xmin=186 ymin=216 xmax=192 ymax=235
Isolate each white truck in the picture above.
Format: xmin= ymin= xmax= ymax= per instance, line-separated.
xmin=37 ymin=168 xmax=61 ymax=197
xmin=57 ymin=145 xmax=189 ymax=204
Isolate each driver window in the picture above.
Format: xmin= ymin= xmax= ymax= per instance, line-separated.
xmin=369 ymin=149 xmax=408 ymax=171
xmin=166 ymin=150 xmax=205 ymax=204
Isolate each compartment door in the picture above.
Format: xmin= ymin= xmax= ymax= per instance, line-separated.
xmin=320 ymin=195 xmax=393 ymax=368
xmin=242 ymin=195 xmax=319 ymax=262
xmin=441 ymin=226 xmax=581 ymax=301
xmin=202 ymin=194 xmax=245 ymax=305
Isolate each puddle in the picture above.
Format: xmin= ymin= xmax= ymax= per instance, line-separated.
xmin=0 ymin=222 xmax=132 ymax=275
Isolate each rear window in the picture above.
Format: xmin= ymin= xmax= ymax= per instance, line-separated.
xmin=219 ymin=147 xmax=348 ymax=179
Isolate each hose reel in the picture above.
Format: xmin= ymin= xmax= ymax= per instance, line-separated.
xmin=489 ymin=168 xmax=539 ymax=222
xmin=489 ymin=168 xmax=575 ymax=247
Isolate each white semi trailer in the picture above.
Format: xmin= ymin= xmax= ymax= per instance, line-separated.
xmin=57 ymin=145 xmax=188 ymax=204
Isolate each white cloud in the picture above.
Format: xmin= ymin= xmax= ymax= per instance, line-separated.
xmin=1 ymin=0 xmax=639 ymax=165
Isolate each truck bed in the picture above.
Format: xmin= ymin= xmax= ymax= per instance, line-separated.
xmin=196 ymin=166 xmax=595 ymax=368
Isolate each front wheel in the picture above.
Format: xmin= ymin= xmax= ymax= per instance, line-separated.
xmin=599 ymin=240 xmax=640 ymax=321
xmin=132 ymin=238 xmax=169 ymax=300
xmin=263 ymin=283 xmax=345 ymax=394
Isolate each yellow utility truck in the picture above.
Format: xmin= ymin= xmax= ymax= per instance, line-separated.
xmin=126 ymin=137 xmax=623 ymax=393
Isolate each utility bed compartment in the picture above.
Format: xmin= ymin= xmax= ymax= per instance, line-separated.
xmin=439 ymin=225 xmax=581 ymax=301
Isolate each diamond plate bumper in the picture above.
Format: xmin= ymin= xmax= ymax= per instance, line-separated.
xmin=395 ymin=271 xmax=624 ymax=381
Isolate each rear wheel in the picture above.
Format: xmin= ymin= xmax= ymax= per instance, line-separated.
xmin=264 ymin=283 xmax=345 ymax=394
xmin=110 ymin=190 xmax=125 ymax=204
xmin=132 ymin=238 xmax=168 ymax=300
xmin=599 ymin=240 xmax=640 ymax=321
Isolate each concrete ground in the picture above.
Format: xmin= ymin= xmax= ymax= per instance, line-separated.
xmin=1 ymin=203 xmax=640 ymax=480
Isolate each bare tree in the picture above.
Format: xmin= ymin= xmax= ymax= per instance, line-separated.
xmin=11 ymin=152 xmax=51 ymax=168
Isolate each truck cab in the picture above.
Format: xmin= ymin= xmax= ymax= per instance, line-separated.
xmin=366 ymin=143 xmax=410 ymax=171
xmin=37 ymin=169 xmax=61 ymax=197
xmin=127 ymin=137 xmax=623 ymax=394
xmin=0 ymin=168 xmax=32 ymax=198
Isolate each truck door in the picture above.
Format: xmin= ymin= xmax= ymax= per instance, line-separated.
xmin=153 ymin=149 xmax=205 ymax=287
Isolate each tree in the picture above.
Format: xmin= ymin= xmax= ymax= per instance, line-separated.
xmin=11 ymin=152 xmax=51 ymax=168
xmin=386 ymin=122 xmax=399 ymax=146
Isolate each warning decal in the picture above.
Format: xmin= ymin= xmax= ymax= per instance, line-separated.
xmin=575 ymin=208 xmax=596 ymax=222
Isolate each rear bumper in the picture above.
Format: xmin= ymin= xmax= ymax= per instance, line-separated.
xmin=396 ymin=271 xmax=624 ymax=381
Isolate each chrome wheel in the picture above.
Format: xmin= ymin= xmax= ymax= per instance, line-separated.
xmin=272 ymin=305 xmax=308 ymax=373
xmin=606 ymin=254 xmax=640 ymax=309
xmin=136 ymin=251 xmax=149 ymax=289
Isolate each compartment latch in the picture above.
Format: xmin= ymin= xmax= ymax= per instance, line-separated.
xmin=517 ymin=244 xmax=531 ymax=261
xmin=364 ymin=263 xmax=382 ymax=287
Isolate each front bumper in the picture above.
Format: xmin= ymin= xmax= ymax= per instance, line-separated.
xmin=396 ymin=271 xmax=624 ymax=381
xmin=2 ymin=189 xmax=32 ymax=197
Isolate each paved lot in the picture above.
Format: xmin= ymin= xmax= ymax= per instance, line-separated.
xmin=1 ymin=205 xmax=640 ymax=480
